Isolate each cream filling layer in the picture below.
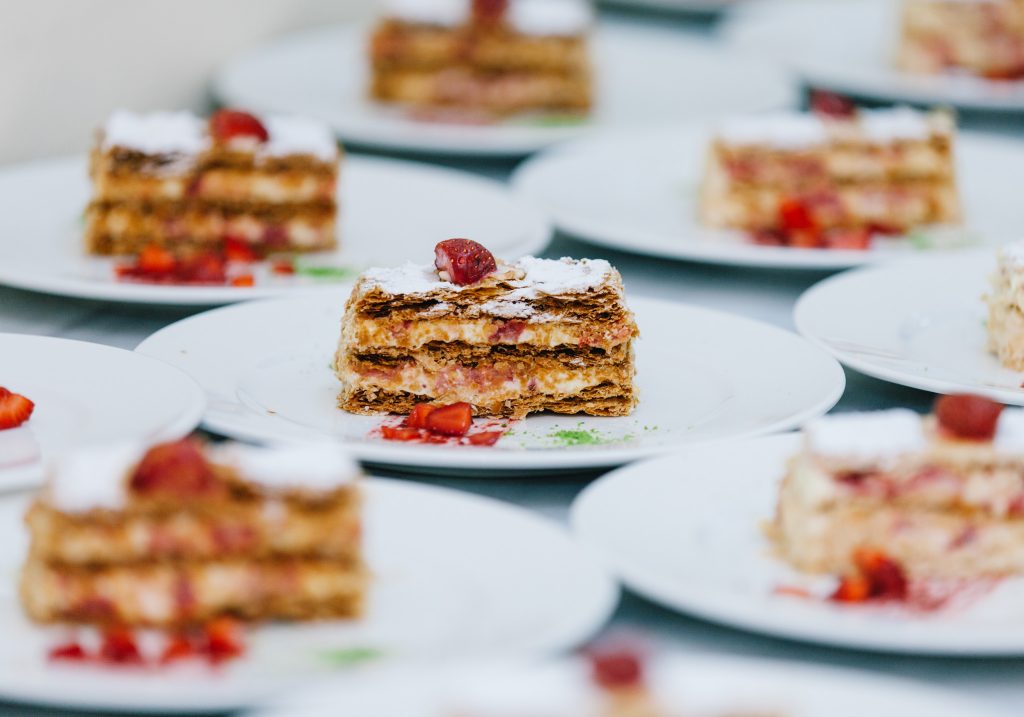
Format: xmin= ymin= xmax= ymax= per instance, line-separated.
xmin=344 ymin=318 xmax=633 ymax=350
xmin=93 ymin=172 xmax=335 ymax=204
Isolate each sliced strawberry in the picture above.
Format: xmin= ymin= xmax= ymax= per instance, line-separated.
xmin=129 ymin=438 xmax=219 ymax=498
xmin=137 ymin=245 xmax=176 ymax=275
xmin=434 ymin=239 xmax=497 ymax=285
xmin=182 ymin=252 xmax=228 ymax=284
xmin=381 ymin=425 xmax=423 ymax=441
xmin=778 ymin=197 xmax=817 ymax=232
xmin=99 ymin=627 xmax=143 ymax=665
xmin=829 ymin=574 xmax=871 ymax=603
xmin=0 ymin=388 xmax=34 ymax=430
xmin=224 ymin=236 xmax=257 ymax=263
xmin=467 ymin=430 xmax=502 ymax=446
xmin=824 ymin=228 xmax=871 ymax=251
xmin=159 ymin=634 xmax=196 ymax=664
xmin=935 ymin=394 xmax=1004 ymax=441
xmin=48 ymin=641 xmax=88 ymax=662
xmin=270 ymin=259 xmax=295 ymax=275
xmin=404 ymin=403 xmax=437 ymax=429
xmin=230 ymin=274 xmax=255 ymax=288
xmin=209 ymin=109 xmax=269 ymax=143
xmin=853 ymin=547 xmax=908 ymax=600
xmin=587 ymin=646 xmax=645 ymax=691
xmin=425 ymin=402 xmax=473 ymax=436
xmin=201 ymin=617 xmax=245 ymax=664
xmin=809 ymin=90 xmax=857 ymax=118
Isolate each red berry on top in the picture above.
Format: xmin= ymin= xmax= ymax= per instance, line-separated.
xmin=0 ymin=387 xmax=34 ymax=430
xmin=209 ymin=109 xmax=269 ymax=143
xmin=434 ymin=238 xmax=497 ymax=285
xmin=129 ymin=438 xmax=220 ymax=498
xmin=935 ymin=394 xmax=1004 ymax=441
xmin=586 ymin=645 xmax=646 ymax=691
xmin=810 ymin=90 xmax=857 ymax=119
xmin=472 ymin=0 xmax=508 ymax=22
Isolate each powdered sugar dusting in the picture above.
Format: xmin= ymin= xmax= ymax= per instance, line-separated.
xmin=717 ymin=113 xmax=828 ymax=149
xmin=860 ymin=107 xmax=931 ymax=142
xmin=997 ymin=240 xmax=1024 ymax=268
xmin=806 ymin=409 xmax=926 ymax=460
xmin=384 ymin=0 xmax=468 ymax=26
xmin=103 ymin=110 xmax=208 ymax=155
xmin=212 ymin=443 xmax=359 ymax=491
xmin=508 ymin=0 xmax=592 ymax=36
xmin=995 ymin=408 xmax=1024 ymax=454
xmin=47 ymin=442 xmax=143 ymax=513
xmin=262 ymin=115 xmax=339 ymax=161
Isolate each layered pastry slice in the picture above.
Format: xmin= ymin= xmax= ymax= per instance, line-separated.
xmin=986 ymin=241 xmax=1024 ymax=370
xmin=897 ymin=0 xmax=1024 ymax=80
xmin=85 ymin=108 xmax=340 ymax=257
xmin=699 ymin=108 xmax=960 ymax=249
xmin=771 ymin=395 xmax=1024 ymax=581
xmin=369 ymin=0 xmax=593 ymax=116
xmin=335 ymin=239 xmax=638 ymax=419
xmin=21 ymin=439 xmax=365 ymax=627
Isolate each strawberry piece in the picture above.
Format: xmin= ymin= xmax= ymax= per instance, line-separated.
xmin=471 ymin=0 xmax=508 ymax=22
xmin=778 ymin=197 xmax=817 ymax=233
xmin=160 ymin=634 xmax=196 ymax=664
xmin=270 ymin=259 xmax=295 ymax=275
xmin=823 ymin=228 xmax=872 ymax=251
xmin=201 ymin=617 xmax=245 ymax=664
xmin=587 ymin=646 xmax=645 ymax=691
xmin=425 ymin=402 xmax=473 ymax=436
xmin=829 ymin=574 xmax=871 ymax=603
xmin=230 ymin=274 xmax=255 ymax=288
xmin=0 ymin=388 xmax=34 ymax=430
xmin=467 ymin=431 xmax=502 ymax=446
xmin=405 ymin=403 xmax=437 ymax=429
xmin=935 ymin=394 xmax=1004 ymax=441
xmin=224 ymin=236 xmax=257 ymax=263
xmin=99 ymin=627 xmax=143 ymax=665
xmin=129 ymin=438 xmax=219 ymax=497
xmin=434 ymin=239 xmax=497 ymax=285
xmin=209 ymin=109 xmax=269 ymax=143
xmin=137 ymin=245 xmax=177 ymax=275
xmin=381 ymin=425 xmax=423 ymax=441
xmin=48 ymin=641 xmax=88 ymax=662
xmin=854 ymin=547 xmax=908 ymax=600
xmin=179 ymin=252 xmax=227 ymax=284
xmin=809 ymin=90 xmax=857 ymax=118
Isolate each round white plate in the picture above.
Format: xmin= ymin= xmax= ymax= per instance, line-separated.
xmin=0 ymin=333 xmax=205 ymax=492
xmin=0 ymin=479 xmax=616 ymax=712
xmin=603 ymin=0 xmax=735 ymax=13
xmin=512 ymin=125 xmax=1022 ymax=270
xmin=794 ymin=250 xmax=1024 ymax=403
xmin=213 ymin=22 xmax=794 ymax=157
xmin=0 ymin=155 xmax=550 ymax=305
xmin=572 ymin=434 xmax=1024 ymax=655
xmin=724 ymin=0 xmax=1024 ymax=112
xmin=134 ymin=293 xmax=844 ymax=473
xmin=252 ymin=654 xmax=1009 ymax=717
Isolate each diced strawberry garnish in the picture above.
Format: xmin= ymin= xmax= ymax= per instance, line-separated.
xmin=935 ymin=394 xmax=1004 ymax=441
xmin=467 ymin=431 xmax=502 ymax=446
xmin=425 ymin=402 xmax=473 ymax=436
xmin=201 ymin=618 xmax=245 ymax=663
xmin=180 ymin=252 xmax=227 ymax=284
xmin=137 ymin=245 xmax=176 ymax=275
xmin=209 ymin=109 xmax=269 ymax=143
xmin=854 ymin=546 xmax=908 ymax=600
xmin=270 ymin=259 xmax=295 ymax=275
xmin=830 ymin=574 xmax=872 ymax=603
xmin=809 ymin=90 xmax=857 ymax=118
xmin=824 ymin=228 xmax=872 ymax=251
xmin=159 ymin=634 xmax=196 ymax=664
xmin=0 ymin=387 xmax=34 ymax=430
xmin=778 ymin=197 xmax=817 ymax=233
xmin=99 ymin=627 xmax=143 ymax=665
xmin=381 ymin=425 xmax=423 ymax=441
xmin=230 ymin=274 xmax=255 ymax=288
xmin=224 ymin=236 xmax=257 ymax=263
xmin=404 ymin=403 xmax=437 ymax=429
xmin=48 ymin=641 xmax=88 ymax=662
xmin=587 ymin=646 xmax=645 ymax=691
xmin=434 ymin=238 xmax=497 ymax=285
xmin=472 ymin=0 xmax=508 ymax=22
xmin=129 ymin=438 xmax=219 ymax=497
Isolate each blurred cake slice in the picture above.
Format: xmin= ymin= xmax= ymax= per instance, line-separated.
xmin=771 ymin=396 xmax=1024 ymax=579
xmin=334 ymin=239 xmax=638 ymax=419
xmin=699 ymin=108 xmax=960 ymax=249
xmin=85 ymin=108 xmax=340 ymax=256
xmin=987 ymin=241 xmax=1024 ymax=370
xmin=369 ymin=0 xmax=593 ymax=116
xmin=21 ymin=439 xmax=365 ymax=627
xmin=898 ymin=0 xmax=1024 ymax=80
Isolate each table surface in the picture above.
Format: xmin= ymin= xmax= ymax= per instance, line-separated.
xmin=2 ymin=5 xmax=1023 ymax=716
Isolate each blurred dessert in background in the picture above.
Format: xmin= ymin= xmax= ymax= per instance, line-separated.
xmin=21 ymin=439 xmax=366 ymax=627
xmin=334 ymin=238 xmax=638 ymax=420
xmin=699 ymin=107 xmax=961 ymax=250
xmin=898 ymin=0 xmax=1024 ymax=80
xmin=85 ymin=108 xmax=340 ymax=260
xmin=368 ymin=0 xmax=594 ymax=118
xmin=987 ymin=240 xmax=1024 ymax=370
xmin=770 ymin=395 xmax=1024 ymax=593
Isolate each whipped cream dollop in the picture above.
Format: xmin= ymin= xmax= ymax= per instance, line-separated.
xmin=507 ymin=0 xmax=593 ymax=36
xmin=47 ymin=442 xmax=143 ymax=513
xmin=716 ymin=107 xmax=933 ymax=149
xmin=262 ymin=115 xmax=339 ymax=161
xmin=859 ymin=107 xmax=931 ymax=142
xmin=384 ymin=0 xmax=469 ymax=26
xmin=994 ymin=408 xmax=1024 ymax=454
xmin=805 ymin=409 xmax=927 ymax=461
xmin=213 ymin=443 xmax=360 ymax=491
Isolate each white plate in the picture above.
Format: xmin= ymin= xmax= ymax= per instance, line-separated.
xmin=213 ymin=22 xmax=794 ymax=157
xmin=0 ymin=333 xmax=205 ymax=492
xmin=724 ymin=0 xmax=1024 ymax=112
xmin=512 ymin=125 xmax=1023 ymax=270
xmin=251 ymin=654 xmax=1009 ymax=717
xmin=134 ymin=293 xmax=844 ymax=473
xmin=0 ymin=479 xmax=616 ymax=712
xmin=0 ymin=155 xmax=550 ymax=305
xmin=572 ymin=434 xmax=1024 ymax=655
xmin=794 ymin=250 xmax=1024 ymax=403
xmin=603 ymin=0 xmax=736 ymax=13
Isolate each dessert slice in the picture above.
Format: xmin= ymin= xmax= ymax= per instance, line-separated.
xmin=369 ymin=0 xmax=593 ymax=116
xmin=85 ymin=108 xmax=340 ymax=257
xmin=334 ymin=239 xmax=638 ymax=419
xmin=897 ymin=0 xmax=1024 ymax=80
xmin=21 ymin=439 xmax=366 ymax=627
xmin=771 ymin=395 xmax=1024 ymax=580
xmin=699 ymin=108 xmax=960 ymax=249
xmin=986 ymin=241 xmax=1024 ymax=370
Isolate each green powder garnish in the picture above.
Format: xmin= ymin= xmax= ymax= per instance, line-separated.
xmin=550 ymin=429 xmax=604 ymax=446
xmin=320 ymin=646 xmax=385 ymax=667
xmin=293 ymin=263 xmax=360 ymax=281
